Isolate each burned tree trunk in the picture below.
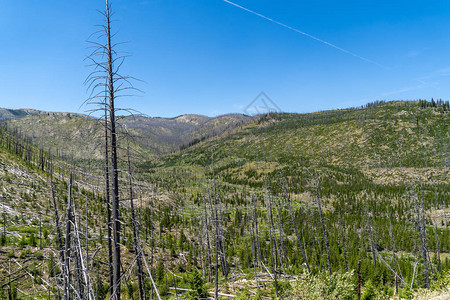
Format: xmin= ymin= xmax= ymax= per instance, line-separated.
xmin=414 ymin=190 xmax=430 ymax=289
xmin=126 ymin=140 xmax=145 ymax=300
xmin=105 ymin=1 xmax=121 ymax=297
xmin=267 ymin=194 xmax=279 ymax=298
xmin=433 ymin=189 xmax=442 ymax=275
xmin=203 ymin=195 xmax=213 ymax=283
xmin=64 ymin=173 xmax=74 ymax=299
xmin=338 ymin=208 xmax=348 ymax=272
xmin=104 ymin=97 xmax=114 ymax=296
xmin=282 ymin=177 xmax=310 ymax=274
xmin=366 ymin=206 xmax=377 ymax=271
xmin=50 ymin=174 xmax=68 ymax=300
xmin=313 ymin=173 xmax=331 ymax=275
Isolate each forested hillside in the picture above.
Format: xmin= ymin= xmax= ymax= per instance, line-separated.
xmin=7 ymin=112 xmax=252 ymax=165
xmin=145 ymin=100 xmax=449 ymax=299
xmin=0 ymin=100 xmax=449 ymax=299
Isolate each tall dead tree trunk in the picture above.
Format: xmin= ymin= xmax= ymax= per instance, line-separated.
xmin=366 ymin=205 xmax=377 ymax=271
xmin=72 ymin=191 xmax=93 ymax=300
xmin=104 ymin=97 xmax=114 ymax=297
xmin=275 ymin=199 xmax=289 ymax=272
xmin=50 ymin=175 xmax=68 ymax=300
xmin=64 ymin=173 xmax=74 ymax=299
xmin=252 ymin=195 xmax=263 ymax=273
xmin=217 ymin=199 xmax=228 ymax=279
xmin=282 ymin=178 xmax=310 ymax=274
xmin=313 ymin=173 xmax=331 ymax=275
xmin=203 ymin=194 xmax=213 ymax=283
xmin=105 ymin=1 xmax=121 ymax=298
xmin=211 ymin=153 xmax=220 ymax=300
xmin=267 ymin=194 xmax=278 ymax=298
xmin=248 ymin=204 xmax=259 ymax=288
xmin=388 ymin=214 xmax=398 ymax=295
xmin=126 ymin=139 xmax=145 ymax=300
xmin=433 ymin=189 xmax=442 ymax=275
xmin=338 ymin=208 xmax=348 ymax=272
xmin=414 ymin=190 xmax=430 ymax=289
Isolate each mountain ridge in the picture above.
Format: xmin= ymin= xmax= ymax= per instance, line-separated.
xmin=4 ymin=108 xmax=253 ymax=163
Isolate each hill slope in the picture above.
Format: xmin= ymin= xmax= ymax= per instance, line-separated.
xmin=6 ymin=111 xmax=252 ymax=164
xmin=161 ymin=101 xmax=448 ymax=186
xmin=1 ymin=100 xmax=449 ymax=299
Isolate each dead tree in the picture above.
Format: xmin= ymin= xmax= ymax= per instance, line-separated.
xmin=210 ymin=153 xmax=220 ymax=300
xmin=338 ymin=207 xmax=348 ymax=272
xmin=366 ymin=203 xmax=377 ymax=271
xmin=266 ymin=193 xmax=279 ymax=298
xmin=312 ymin=171 xmax=331 ymax=276
xmin=104 ymin=95 xmax=114 ymax=295
xmin=247 ymin=203 xmax=259 ymax=288
xmin=106 ymin=1 xmax=122 ymax=295
xmin=433 ymin=189 xmax=442 ymax=275
xmin=275 ymin=198 xmax=289 ymax=273
xmin=85 ymin=0 xmax=141 ymax=297
xmin=281 ymin=176 xmax=310 ymax=274
xmin=64 ymin=174 xmax=74 ymax=299
xmin=126 ymin=138 xmax=145 ymax=300
xmin=414 ymin=190 xmax=430 ymax=289
xmin=203 ymin=193 xmax=213 ymax=283
xmin=252 ymin=194 xmax=263 ymax=274
xmin=388 ymin=213 xmax=399 ymax=295
xmin=50 ymin=173 xmax=68 ymax=299
xmin=71 ymin=184 xmax=94 ymax=300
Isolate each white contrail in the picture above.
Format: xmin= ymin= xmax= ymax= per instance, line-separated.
xmin=223 ymin=0 xmax=385 ymax=68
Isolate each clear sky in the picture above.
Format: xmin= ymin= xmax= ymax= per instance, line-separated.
xmin=1 ymin=0 xmax=450 ymax=117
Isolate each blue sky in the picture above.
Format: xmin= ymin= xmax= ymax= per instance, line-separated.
xmin=1 ymin=0 xmax=450 ymax=117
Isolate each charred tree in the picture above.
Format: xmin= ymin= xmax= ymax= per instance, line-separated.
xmin=126 ymin=139 xmax=145 ymax=300
xmin=282 ymin=177 xmax=310 ymax=274
xmin=85 ymin=0 xmax=141 ymax=296
xmin=312 ymin=172 xmax=331 ymax=276
xmin=414 ymin=190 xmax=430 ymax=289
xmin=103 ymin=96 xmax=114 ymax=296
xmin=64 ymin=174 xmax=74 ymax=299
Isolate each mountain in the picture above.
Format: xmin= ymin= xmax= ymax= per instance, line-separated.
xmin=0 ymin=108 xmax=91 ymax=122
xmin=0 ymin=108 xmax=43 ymax=121
xmin=5 ymin=111 xmax=253 ymax=165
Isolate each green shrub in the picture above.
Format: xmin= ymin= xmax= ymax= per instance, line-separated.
xmin=361 ymin=280 xmax=375 ymax=300
xmin=235 ymin=288 xmax=251 ymax=300
xmin=399 ymin=286 xmax=414 ymax=300
xmin=430 ymin=270 xmax=450 ymax=291
xmin=34 ymin=251 xmax=43 ymax=260
xmin=19 ymin=249 xmax=31 ymax=259
xmin=28 ymin=233 xmax=37 ymax=247
xmin=288 ymin=270 xmax=355 ymax=299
